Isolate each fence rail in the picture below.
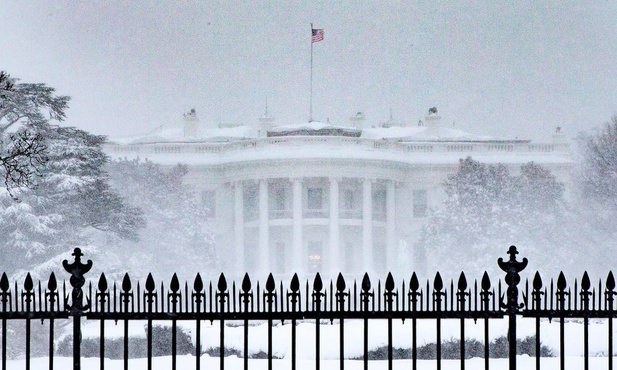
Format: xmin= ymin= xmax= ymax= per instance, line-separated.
xmin=0 ymin=246 xmax=615 ymax=370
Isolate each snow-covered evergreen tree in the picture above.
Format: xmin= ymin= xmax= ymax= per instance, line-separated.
xmin=0 ymin=71 xmax=69 ymax=195
xmin=0 ymin=72 xmax=144 ymax=273
xmin=420 ymin=157 xmax=569 ymax=278
xmin=107 ymin=158 xmax=216 ymax=280
xmin=0 ymin=123 xmax=144 ymax=272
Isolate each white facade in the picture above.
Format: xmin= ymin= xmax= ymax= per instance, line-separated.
xmin=105 ymin=111 xmax=574 ymax=278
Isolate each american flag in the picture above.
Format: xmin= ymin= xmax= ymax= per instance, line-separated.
xmin=311 ymin=28 xmax=324 ymax=43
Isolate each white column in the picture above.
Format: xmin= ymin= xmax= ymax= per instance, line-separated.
xmin=329 ymin=178 xmax=340 ymax=274
xmin=234 ymin=181 xmax=245 ymax=274
xmin=386 ymin=180 xmax=396 ymax=271
xmin=258 ymin=179 xmax=269 ymax=272
xmin=362 ymin=178 xmax=373 ymax=272
xmin=292 ymin=178 xmax=303 ymax=272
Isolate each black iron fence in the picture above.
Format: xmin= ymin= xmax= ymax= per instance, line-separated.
xmin=0 ymin=246 xmax=615 ymax=370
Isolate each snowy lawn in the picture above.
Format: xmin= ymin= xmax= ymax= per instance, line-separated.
xmin=77 ymin=317 xmax=616 ymax=359
xmin=4 ymin=355 xmax=616 ymax=370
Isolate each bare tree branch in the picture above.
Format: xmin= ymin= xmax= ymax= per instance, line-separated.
xmin=0 ymin=131 xmax=48 ymax=199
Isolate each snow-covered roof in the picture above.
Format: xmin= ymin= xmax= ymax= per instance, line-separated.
xmin=110 ymin=121 xmax=498 ymax=145
xmin=362 ymin=126 xmax=493 ymax=141
xmin=105 ymin=118 xmax=572 ymax=168
xmin=268 ymin=121 xmax=349 ymax=132
xmin=111 ymin=125 xmax=255 ymax=144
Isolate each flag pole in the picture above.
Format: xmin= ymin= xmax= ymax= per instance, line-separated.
xmin=309 ymin=22 xmax=313 ymax=122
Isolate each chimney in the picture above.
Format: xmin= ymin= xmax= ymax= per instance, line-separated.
xmin=552 ymin=126 xmax=565 ymax=145
xmin=350 ymin=111 xmax=366 ymax=129
xmin=425 ymin=107 xmax=442 ymax=136
xmin=183 ymin=109 xmax=199 ymax=138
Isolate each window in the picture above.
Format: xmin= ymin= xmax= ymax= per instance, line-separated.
xmin=342 ymin=189 xmax=360 ymax=218
xmin=413 ymin=189 xmax=428 ymax=218
xmin=372 ymin=189 xmax=386 ymax=219
xmin=243 ymin=186 xmax=258 ymax=221
xmin=343 ymin=189 xmax=355 ymax=210
xmin=269 ymin=184 xmax=289 ymax=219
xmin=273 ymin=188 xmax=285 ymax=210
xmin=307 ymin=188 xmax=323 ymax=210
xmin=202 ymin=190 xmax=216 ymax=218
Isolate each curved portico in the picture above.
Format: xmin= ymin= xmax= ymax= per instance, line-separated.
xmin=230 ymin=173 xmax=398 ymax=276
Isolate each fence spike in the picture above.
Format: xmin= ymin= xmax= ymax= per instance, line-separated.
xmin=401 ymin=280 xmax=406 ymax=310
xmin=434 ymin=272 xmax=443 ymax=291
xmin=313 ymin=273 xmax=323 ymax=292
xmin=481 ymin=271 xmax=491 ymax=291
xmin=473 ymin=280 xmax=478 ymax=311
xmin=353 ymin=280 xmax=357 ymax=311
xmin=122 ymin=273 xmax=131 ymax=292
xmin=607 ymin=271 xmax=615 ymax=291
xmin=362 ymin=273 xmax=371 ymax=292
xmin=24 ymin=273 xmax=33 ymax=292
xmin=410 ymin=272 xmax=419 ymax=292
xmin=290 ymin=274 xmax=299 ymax=292
xmin=242 ymin=273 xmax=251 ymax=292
xmin=98 ymin=273 xmax=108 ymax=292
xmin=0 ymin=273 xmax=7 ymax=292
xmin=136 ymin=282 xmax=141 ymax=312
xmin=162 ymin=281 xmax=166 ymax=312
xmin=533 ymin=271 xmax=543 ymax=290
xmin=598 ymin=279 xmax=602 ymax=310
xmin=218 ymin=273 xmax=227 ymax=293
xmin=229 ymin=281 xmax=233 ymax=312
xmin=170 ymin=273 xmax=180 ymax=293
xmin=48 ymin=273 xmax=57 ymax=292
xmin=337 ymin=273 xmax=346 ymax=292
xmin=266 ymin=274 xmax=275 ymax=292
xmin=257 ymin=281 xmax=261 ymax=312
xmin=304 ymin=280 xmax=308 ymax=311
xmin=329 ymin=281 xmax=333 ymax=312
xmin=557 ymin=272 xmax=567 ymax=291
xmin=209 ymin=281 xmax=213 ymax=312
xmin=458 ymin=272 xmax=467 ymax=291
xmin=377 ymin=280 xmax=381 ymax=311
xmin=145 ymin=273 xmax=154 ymax=292
xmin=194 ymin=273 xmax=204 ymax=293
xmin=581 ymin=271 xmax=591 ymax=291
xmin=385 ymin=273 xmax=395 ymax=292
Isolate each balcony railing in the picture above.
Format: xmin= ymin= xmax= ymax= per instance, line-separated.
xmin=340 ymin=209 xmax=362 ymax=219
xmin=303 ymin=209 xmax=328 ymax=218
xmin=269 ymin=209 xmax=292 ymax=219
xmin=106 ymin=136 xmax=570 ymax=160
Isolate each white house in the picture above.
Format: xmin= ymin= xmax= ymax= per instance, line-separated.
xmin=104 ymin=109 xmax=573 ymax=278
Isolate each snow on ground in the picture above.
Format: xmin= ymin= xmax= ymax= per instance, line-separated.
xmin=4 ymin=355 xmax=616 ymax=370
xmin=78 ymin=317 xmax=616 ymax=360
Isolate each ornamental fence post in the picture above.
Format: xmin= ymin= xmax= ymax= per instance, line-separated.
xmin=498 ymin=246 xmax=528 ymax=370
xmin=63 ymin=248 xmax=93 ymax=370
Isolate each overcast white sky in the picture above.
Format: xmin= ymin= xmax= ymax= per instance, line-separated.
xmin=2 ymin=1 xmax=616 ymax=141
